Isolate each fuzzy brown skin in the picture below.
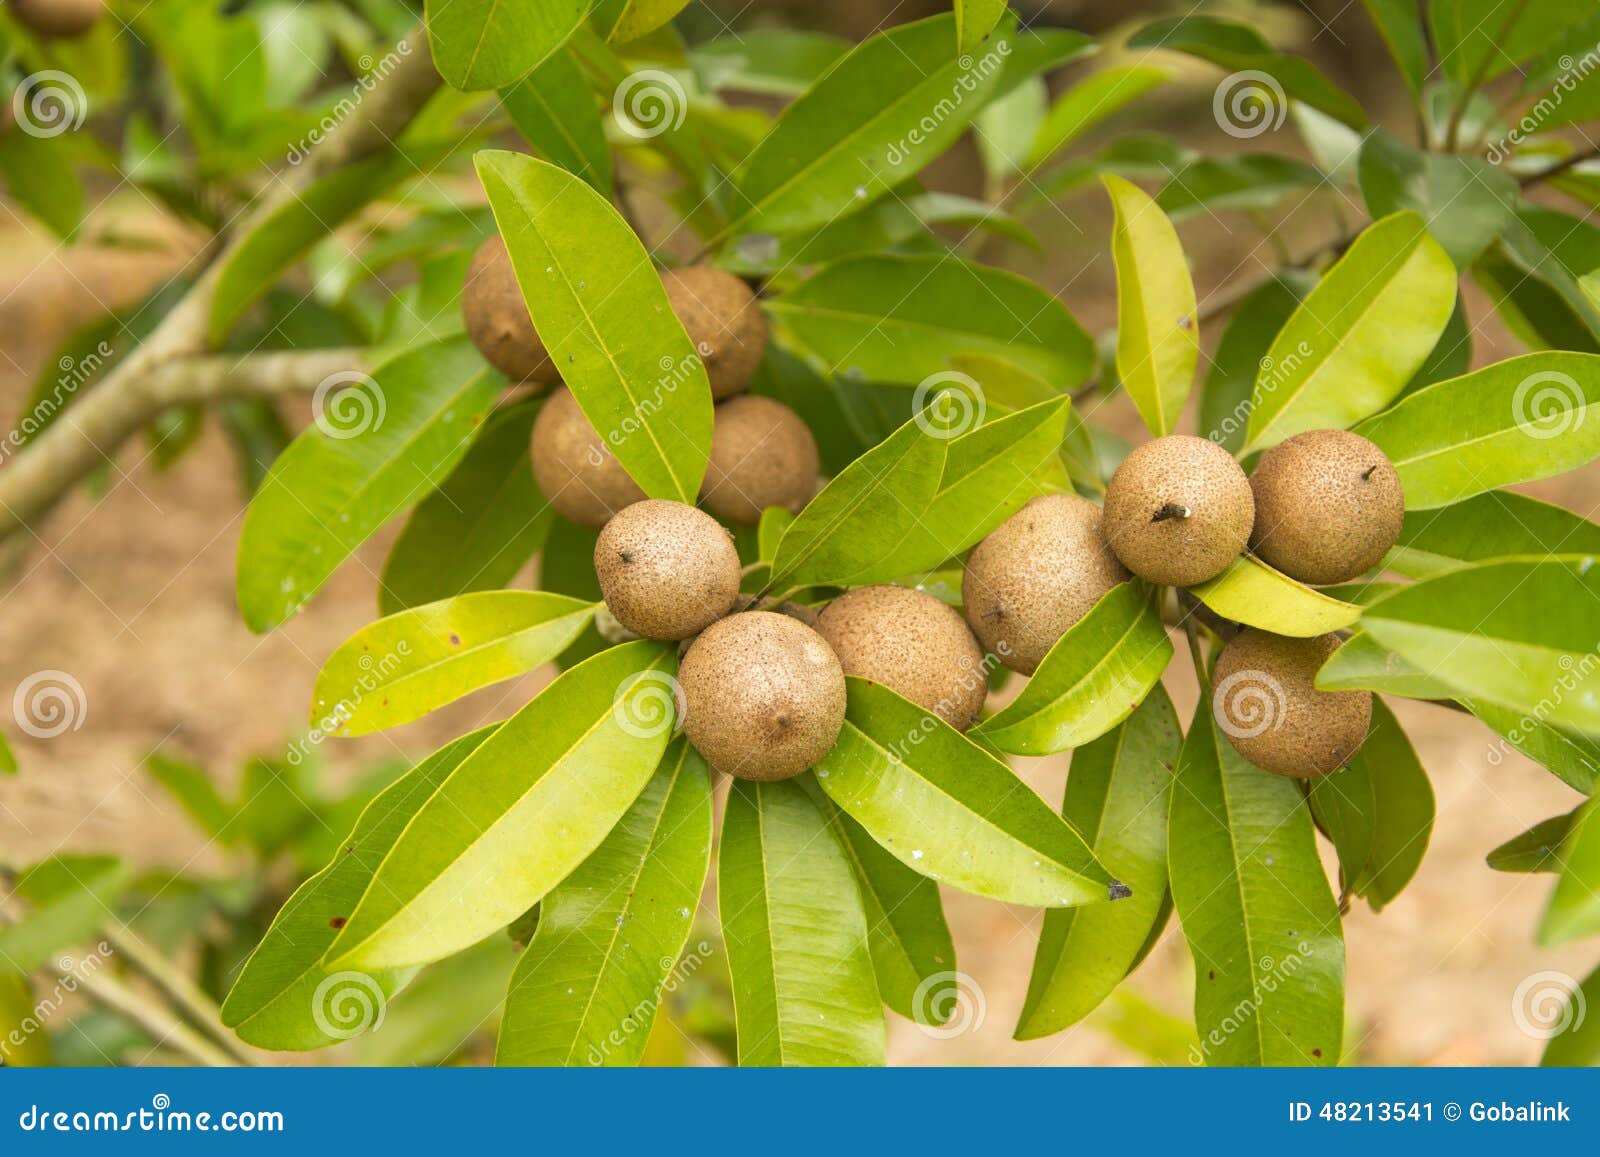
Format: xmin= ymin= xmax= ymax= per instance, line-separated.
xmin=662 ymin=266 xmax=767 ymax=400
xmin=961 ymin=494 xmax=1130 ymax=675
xmin=1211 ymin=630 xmax=1372 ymax=778
xmin=679 ymin=611 xmax=846 ymax=780
xmin=1103 ymin=435 xmax=1254 ymax=587
xmin=11 ymin=0 xmax=102 ymax=37
xmin=1249 ymin=429 xmax=1405 ymax=585
xmin=700 ymin=395 xmax=819 ymax=524
xmin=817 ymin=585 xmax=987 ymax=731
xmin=594 ymin=500 xmax=740 ymax=640
xmin=462 ymin=236 xmax=561 ymax=386
xmin=530 ymin=388 xmax=646 ymax=528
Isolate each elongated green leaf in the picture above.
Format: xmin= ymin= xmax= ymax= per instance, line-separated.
xmin=1489 ymin=809 xmax=1579 ymax=874
xmin=1541 ymin=962 xmax=1600 ymax=1066
xmin=768 ymin=254 xmax=1094 ymax=389
xmin=1103 ymin=175 xmax=1197 ymax=438
xmin=497 ymin=738 xmax=711 ymax=1065
xmin=1314 ymin=630 xmax=1457 ymax=699
xmin=145 ymin=753 xmax=233 ymax=841
xmin=0 ymin=857 xmax=127 ymax=975
xmin=1361 ymin=560 xmax=1600 ymax=734
xmin=719 ymin=778 xmax=886 ymax=1065
xmin=1361 ymin=0 xmax=1429 ymax=91
xmin=1473 ymin=700 xmax=1600 ymax=795
xmin=380 ymin=402 xmax=553 ymax=614
xmin=1357 ymin=130 xmax=1516 ymax=269
xmin=728 ymin=14 xmax=1007 ymax=235
xmin=1430 ymin=0 xmax=1586 ymax=87
xmin=1026 ymin=68 xmax=1167 ymax=169
xmin=1242 ymin=212 xmax=1453 ymax=453
xmin=693 ymin=31 xmax=850 ymax=97
xmin=1169 ymin=700 xmax=1344 ymax=1066
xmin=0 ymin=130 xmax=83 ymax=240
xmin=1016 ymin=686 xmax=1180 ymax=1039
xmin=312 ymin=591 xmax=597 ymax=737
xmin=1200 ymin=272 xmax=1313 ymax=453
xmin=593 ymin=0 xmax=693 ymax=43
xmin=955 ymin=0 xmax=1008 ymax=55
xmin=476 ymin=151 xmax=712 ymax=504
xmin=502 ymin=50 xmax=612 ymax=194
xmin=1190 ymin=556 xmax=1360 ymax=636
xmin=1541 ymin=794 xmax=1600 ymax=946
xmin=236 ymin=339 xmax=500 ymax=633
xmin=1403 ymin=294 xmax=1472 ymax=397
xmin=425 ymin=0 xmax=588 ymax=91
xmin=1155 ymin=155 xmax=1323 ymax=220
xmin=768 ymin=412 xmax=946 ymax=589
xmin=816 ymin=679 xmax=1117 ymax=907
xmin=329 ymin=641 xmax=677 ymax=970
xmin=811 ymin=788 xmax=955 ymax=1024
xmin=1356 ymin=352 xmax=1600 ymax=510
xmin=975 ymin=582 xmax=1172 ymax=756
xmin=1388 ymin=491 xmax=1600 ymax=579
xmin=221 ymin=730 xmax=491 ymax=1049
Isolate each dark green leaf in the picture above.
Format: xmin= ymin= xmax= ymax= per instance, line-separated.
xmin=425 ymin=0 xmax=588 ymax=91
xmin=1388 ymin=490 xmax=1600 ymax=578
xmin=501 ymin=50 xmax=612 ymax=194
xmin=1199 ymin=271 xmax=1313 ymax=453
xmin=1488 ymin=809 xmax=1579 ymax=874
xmin=1541 ymin=794 xmax=1600 ymax=945
xmin=1357 ymin=130 xmax=1516 ymax=268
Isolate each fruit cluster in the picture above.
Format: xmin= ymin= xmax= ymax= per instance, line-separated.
xmin=464 ymin=247 xmax=1405 ymax=783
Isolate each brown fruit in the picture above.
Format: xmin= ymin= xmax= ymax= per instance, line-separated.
xmin=661 ymin=266 xmax=767 ymax=400
xmin=1249 ymin=429 xmax=1405 ymax=585
xmin=961 ymin=494 xmax=1130 ymax=675
xmin=679 ymin=611 xmax=846 ymax=780
xmin=1102 ymin=435 xmax=1254 ymax=587
xmin=594 ymin=500 xmax=740 ymax=640
xmin=11 ymin=0 xmax=101 ymax=37
xmin=816 ymin=585 xmax=987 ymax=731
xmin=1211 ymin=630 xmax=1371 ymax=778
xmin=700 ymin=395 xmax=819 ymax=524
xmin=530 ymin=387 xmax=646 ymax=528
xmin=462 ymin=235 xmax=560 ymax=386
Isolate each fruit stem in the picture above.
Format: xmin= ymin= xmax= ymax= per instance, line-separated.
xmin=1151 ymin=502 xmax=1192 ymax=523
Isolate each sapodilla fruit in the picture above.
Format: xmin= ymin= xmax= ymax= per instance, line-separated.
xmin=679 ymin=611 xmax=846 ymax=780
xmin=1249 ymin=429 xmax=1404 ymax=585
xmin=816 ymin=584 xmax=987 ymax=731
xmin=530 ymin=387 xmax=645 ymax=528
xmin=463 ymin=235 xmax=560 ymax=386
xmin=1211 ymin=630 xmax=1371 ymax=777
xmin=661 ymin=266 xmax=767 ymax=400
xmin=11 ymin=0 xmax=102 ymax=38
xmin=961 ymin=494 xmax=1130 ymax=675
xmin=700 ymin=395 xmax=819 ymax=524
xmin=1102 ymin=434 xmax=1254 ymax=587
xmin=594 ymin=500 xmax=740 ymax=640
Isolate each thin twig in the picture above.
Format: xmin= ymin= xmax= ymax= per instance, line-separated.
xmin=101 ymin=921 xmax=261 ymax=1066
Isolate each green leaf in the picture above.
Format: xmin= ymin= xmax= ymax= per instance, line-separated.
xmin=1242 ymin=212 xmax=1455 ymax=453
xmin=1103 ymin=175 xmax=1198 ymax=438
xmin=0 ymin=131 xmax=83 ymax=240
xmin=425 ymin=0 xmax=588 ymax=91
xmin=1127 ymin=16 xmax=1366 ymax=128
xmin=768 ymin=254 xmax=1094 ymax=389
xmin=1541 ymin=794 xmax=1600 ymax=945
xmin=693 ymin=31 xmax=850 ymax=97
xmin=235 ymin=339 xmax=500 ymax=633
xmin=379 ymin=402 xmax=554 ymax=614
xmin=1199 ymin=271 xmax=1313 ymax=453
xmin=328 ymin=641 xmax=677 ymax=970
xmin=955 ymin=0 xmax=1008 ymax=55
xmin=1026 ymin=67 xmax=1168 ymax=169
xmin=501 ymin=50 xmax=612 ymax=195
xmin=221 ymin=730 xmax=492 ymax=1049
xmin=497 ymin=738 xmax=711 ymax=1065
xmin=768 ymin=411 xmax=946 ymax=589
xmin=1361 ymin=559 xmax=1600 ymax=734
xmin=1308 ymin=700 xmax=1432 ymax=911
xmin=1154 ymin=155 xmax=1323 ymax=220
xmin=1190 ymin=556 xmax=1361 ymax=636
xmin=1169 ymin=700 xmax=1344 ymax=1066
xmin=1472 ymin=700 xmax=1600 ymax=795
xmin=719 ymin=778 xmax=886 ymax=1065
xmin=1430 ymin=0 xmax=1587 ymax=87
xmin=1388 ymin=491 xmax=1600 ymax=578
xmin=1488 ymin=809 xmax=1579 ymax=874
xmin=1313 ymin=630 xmax=1458 ymax=699
xmin=1361 ymin=0 xmax=1430 ymax=93
xmin=1403 ymin=294 xmax=1472 ymax=397
xmin=1016 ymin=686 xmax=1181 ymax=1039
xmin=145 ymin=753 xmax=234 ymax=842
xmin=816 ymin=679 xmax=1117 ymax=907
xmin=728 ymin=13 xmax=1006 ymax=235
xmin=975 ymin=582 xmax=1172 ymax=756
xmin=757 ymin=507 xmax=793 ymax=564
xmin=1355 ymin=352 xmax=1600 ymax=510
xmin=476 ymin=151 xmax=713 ymax=504
xmin=0 ymin=731 xmax=14 ymax=777
xmin=0 ymin=857 xmax=128 ymax=975
xmin=351 ymin=939 xmax=516 ymax=1066
xmin=593 ymin=0 xmax=693 ymax=43
xmin=312 ymin=591 xmax=597 ymax=737
xmin=1541 ymin=962 xmax=1600 ymax=1066
xmin=1357 ymin=131 xmax=1516 ymax=269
